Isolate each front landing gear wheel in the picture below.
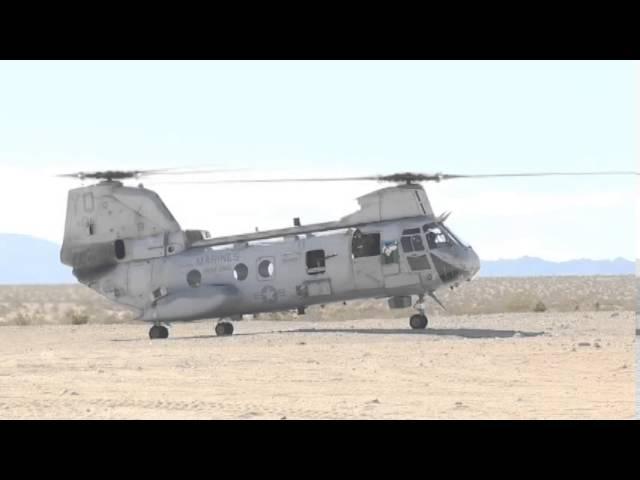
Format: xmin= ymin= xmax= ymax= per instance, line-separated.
xmin=409 ymin=314 xmax=428 ymax=330
xmin=149 ymin=325 xmax=169 ymax=339
xmin=215 ymin=322 xmax=234 ymax=336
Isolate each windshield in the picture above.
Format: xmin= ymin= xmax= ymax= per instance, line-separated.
xmin=423 ymin=224 xmax=449 ymax=249
xmin=440 ymin=223 xmax=469 ymax=247
xmin=422 ymin=223 xmax=469 ymax=248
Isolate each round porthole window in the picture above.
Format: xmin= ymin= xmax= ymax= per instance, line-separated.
xmin=258 ymin=259 xmax=274 ymax=278
xmin=233 ymin=263 xmax=248 ymax=281
xmin=187 ymin=269 xmax=202 ymax=288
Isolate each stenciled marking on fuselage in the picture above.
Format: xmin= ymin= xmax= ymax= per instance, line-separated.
xmin=202 ymin=264 xmax=234 ymax=274
xmin=195 ymin=253 xmax=241 ymax=267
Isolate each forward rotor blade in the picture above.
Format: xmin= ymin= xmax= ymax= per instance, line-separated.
xmin=445 ymin=171 xmax=638 ymax=179
xmin=151 ymin=170 xmax=638 ymax=185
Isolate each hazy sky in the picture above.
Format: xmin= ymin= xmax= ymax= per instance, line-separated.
xmin=0 ymin=60 xmax=637 ymax=260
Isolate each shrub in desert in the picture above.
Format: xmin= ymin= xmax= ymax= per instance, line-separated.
xmin=13 ymin=311 xmax=45 ymax=326
xmin=505 ymin=294 xmax=537 ymax=313
xmin=101 ymin=311 xmax=129 ymax=324
xmin=67 ymin=309 xmax=90 ymax=325
xmin=14 ymin=312 xmax=32 ymax=326
xmin=533 ymin=300 xmax=547 ymax=313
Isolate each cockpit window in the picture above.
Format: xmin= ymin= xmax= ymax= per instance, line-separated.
xmin=411 ymin=234 xmax=425 ymax=251
xmin=401 ymin=233 xmax=425 ymax=253
xmin=423 ymin=225 xmax=449 ymax=249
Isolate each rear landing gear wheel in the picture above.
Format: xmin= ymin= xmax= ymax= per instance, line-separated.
xmin=149 ymin=325 xmax=169 ymax=339
xmin=215 ymin=322 xmax=234 ymax=336
xmin=409 ymin=314 xmax=428 ymax=330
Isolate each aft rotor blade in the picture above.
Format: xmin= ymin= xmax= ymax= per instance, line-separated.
xmin=56 ymin=165 xmax=246 ymax=181
xmin=152 ymin=175 xmax=381 ymax=184
xmin=143 ymin=168 xmax=250 ymax=176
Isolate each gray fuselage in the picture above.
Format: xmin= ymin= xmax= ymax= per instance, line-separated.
xmin=106 ymin=217 xmax=479 ymax=323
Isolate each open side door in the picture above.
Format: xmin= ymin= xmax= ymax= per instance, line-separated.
xmin=351 ymin=230 xmax=383 ymax=290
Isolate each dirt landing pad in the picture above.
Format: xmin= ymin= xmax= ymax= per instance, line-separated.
xmin=0 ymin=312 xmax=633 ymax=419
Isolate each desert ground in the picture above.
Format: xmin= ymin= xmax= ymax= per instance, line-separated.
xmin=0 ymin=276 xmax=636 ymax=419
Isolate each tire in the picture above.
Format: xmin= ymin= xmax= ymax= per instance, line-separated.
xmin=409 ymin=314 xmax=428 ymax=330
xmin=225 ymin=323 xmax=234 ymax=335
xmin=149 ymin=325 xmax=168 ymax=339
xmin=216 ymin=323 xmax=230 ymax=336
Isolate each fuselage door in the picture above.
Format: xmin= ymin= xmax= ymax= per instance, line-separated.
xmin=351 ymin=230 xmax=383 ymax=290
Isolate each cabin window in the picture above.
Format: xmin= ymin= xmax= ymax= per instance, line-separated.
xmin=187 ymin=269 xmax=202 ymax=288
xmin=352 ymin=230 xmax=380 ymax=258
xmin=306 ymin=250 xmax=326 ymax=274
xmin=258 ymin=258 xmax=274 ymax=279
xmin=234 ymin=263 xmax=249 ymax=281
xmin=114 ymin=239 xmax=126 ymax=259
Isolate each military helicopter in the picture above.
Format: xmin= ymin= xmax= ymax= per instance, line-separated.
xmin=58 ymin=168 xmax=636 ymax=339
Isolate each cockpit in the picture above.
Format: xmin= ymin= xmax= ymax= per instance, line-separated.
xmin=400 ymin=223 xmax=464 ymax=254
xmin=397 ymin=221 xmax=479 ymax=282
xmin=423 ymin=223 xmax=468 ymax=249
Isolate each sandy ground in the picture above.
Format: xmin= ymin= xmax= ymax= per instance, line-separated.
xmin=1 ymin=276 xmax=636 ymax=326
xmin=0 ymin=311 xmax=634 ymax=419
xmin=636 ymin=340 xmax=640 ymax=419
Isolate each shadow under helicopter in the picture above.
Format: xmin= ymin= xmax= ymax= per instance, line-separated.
xmin=112 ymin=327 xmax=545 ymax=342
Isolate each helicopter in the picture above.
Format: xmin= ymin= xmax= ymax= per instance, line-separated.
xmin=58 ymin=168 xmax=636 ymax=339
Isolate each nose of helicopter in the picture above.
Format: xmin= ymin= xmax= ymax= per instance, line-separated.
xmin=429 ymin=244 xmax=481 ymax=285
xmin=466 ymin=247 xmax=481 ymax=279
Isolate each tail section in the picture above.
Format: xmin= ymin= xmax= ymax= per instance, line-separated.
xmin=60 ymin=180 xmax=185 ymax=300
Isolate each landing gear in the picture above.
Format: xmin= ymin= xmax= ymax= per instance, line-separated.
xmin=149 ymin=324 xmax=169 ymax=339
xmin=409 ymin=313 xmax=428 ymax=329
xmin=215 ymin=322 xmax=234 ymax=336
xmin=409 ymin=294 xmax=428 ymax=330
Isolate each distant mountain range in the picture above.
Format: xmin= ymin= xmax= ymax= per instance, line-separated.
xmin=479 ymin=256 xmax=636 ymax=277
xmin=0 ymin=234 xmax=75 ymax=284
xmin=0 ymin=234 xmax=635 ymax=284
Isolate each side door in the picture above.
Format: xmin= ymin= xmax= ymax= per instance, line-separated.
xmin=351 ymin=230 xmax=384 ymax=290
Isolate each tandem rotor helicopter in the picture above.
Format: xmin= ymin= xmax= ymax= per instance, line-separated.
xmin=58 ymin=168 xmax=636 ymax=339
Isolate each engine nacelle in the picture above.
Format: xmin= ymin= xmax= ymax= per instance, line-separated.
xmin=139 ymin=285 xmax=240 ymax=323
